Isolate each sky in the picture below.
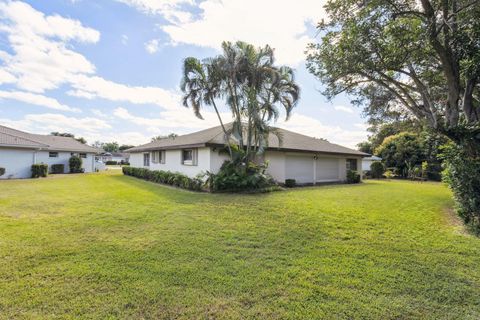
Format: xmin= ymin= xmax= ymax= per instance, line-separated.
xmin=0 ymin=0 xmax=368 ymax=148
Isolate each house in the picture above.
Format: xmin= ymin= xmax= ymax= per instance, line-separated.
xmin=362 ymin=156 xmax=382 ymax=172
xmin=126 ymin=125 xmax=369 ymax=184
xmin=99 ymin=152 xmax=130 ymax=164
xmin=0 ymin=125 xmax=101 ymax=179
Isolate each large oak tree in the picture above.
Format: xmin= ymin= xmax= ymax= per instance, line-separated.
xmin=307 ymin=0 xmax=480 ymax=150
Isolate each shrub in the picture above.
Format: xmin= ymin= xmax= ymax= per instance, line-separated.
xmin=31 ymin=164 xmax=48 ymax=178
xmin=0 ymin=167 xmax=5 ymax=177
xmin=370 ymin=161 xmax=385 ymax=179
xmin=384 ymin=170 xmax=395 ymax=179
xmin=440 ymin=143 xmax=480 ymax=234
xmin=205 ymin=160 xmax=276 ymax=192
xmin=285 ymin=179 xmax=296 ymax=188
xmin=346 ymin=170 xmax=361 ymax=184
xmin=106 ymin=160 xmax=118 ymax=165
xmin=50 ymin=164 xmax=65 ymax=174
xmin=122 ymin=166 xmax=203 ymax=191
xmin=69 ymin=156 xmax=83 ymax=173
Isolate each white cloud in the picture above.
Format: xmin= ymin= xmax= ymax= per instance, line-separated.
xmin=0 ymin=1 xmax=100 ymax=93
xmin=158 ymin=0 xmax=327 ymax=65
xmin=277 ymin=113 xmax=368 ymax=148
xmin=334 ymin=105 xmax=354 ymax=114
xmin=121 ymin=34 xmax=128 ymax=45
xmin=68 ymin=75 xmax=180 ymax=110
xmin=0 ymin=90 xmax=81 ymax=112
xmin=116 ymin=0 xmax=193 ymax=23
xmin=0 ymin=113 xmax=110 ymax=137
xmin=113 ymin=106 xmax=229 ymax=133
xmin=144 ymin=39 xmax=159 ymax=53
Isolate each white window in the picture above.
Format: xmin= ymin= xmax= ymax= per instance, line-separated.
xmin=182 ymin=149 xmax=197 ymax=166
xmin=151 ymin=150 xmax=166 ymax=164
xmin=49 ymin=152 xmax=58 ymax=158
xmin=346 ymin=159 xmax=358 ymax=171
xmin=143 ymin=153 xmax=150 ymax=166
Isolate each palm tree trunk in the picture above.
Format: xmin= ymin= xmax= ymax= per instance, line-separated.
xmin=211 ymin=98 xmax=233 ymax=159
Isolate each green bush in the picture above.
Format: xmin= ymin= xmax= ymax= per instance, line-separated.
xmin=31 ymin=164 xmax=48 ymax=178
xmin=441 ymin=143 xmax=480 ymax=234
xmin=285 ymin=179 xmax=296 ymax=188
xmin=346 ymin=170 xmax=361 ymax=184
xmin=69 ymin=156 xmax=83 ymax=173
xmin=106 ymin=160 xmax=118 ymax=165
xmin=384 ymin=169 xmax=395 ymax=179
xmin=50 ymin=164 xmax=65 ymax=174
xmin=122 ymin=166 xmax=203 ymax=191
xmin=204 ymin=160 xmax=276 ymax=192
xmin=0 ymin=167 xmax=5 ymax=177
xmin=370 ymin=161 xmax=385 ymax=179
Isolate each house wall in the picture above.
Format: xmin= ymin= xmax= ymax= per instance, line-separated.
xmin=130 ymin=147 xmax=213 ymax=178
xmin=265 ymin=151 xmax=286 ymax=182
xmin=362 ymin=159 xmax=373 ymax=171
xmin=129 ymin=148 xmax=362 ymax=184
xmin=0 ymin=148 xmax=36 ymax=179
xmin=36 ymin=151 xmax=95 ymax=173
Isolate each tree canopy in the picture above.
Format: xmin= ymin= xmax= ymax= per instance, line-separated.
xmin=306 ymin=0 xmax=480 ymax=147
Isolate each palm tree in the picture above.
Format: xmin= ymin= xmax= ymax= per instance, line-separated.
xmin=180 ymin=57 xmax=232 ymax=158
xmin=181 ymin=41 xmax=300 ymax=162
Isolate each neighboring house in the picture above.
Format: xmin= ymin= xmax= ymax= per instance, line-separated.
xmin=362 ymin=156 xmax=382 ymax=172
xmin=99 ymin=152 xmax=130 ymax=163
xmin=126 ymin=125 xmax=369 ymax=184
xmin=0 ymin=125 xmax=101 ymax=179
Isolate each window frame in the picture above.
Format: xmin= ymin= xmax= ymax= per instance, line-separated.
xmin=79 ymin=153 xmax=87 ymax=159
xmin=151 ymin=150 xmax=166 ymax=164
xmin=143 ymin=153 xmax=150 ymax=167
xmin=346 ymin=159 xmax=358 ymax=171
xmin=182 ymin=148 xmax=197 ymax=166
xmin=49 ymin=152 xmax=59 ymax=158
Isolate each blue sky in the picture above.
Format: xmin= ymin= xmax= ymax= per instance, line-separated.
xmin=0 ymin=0 xmax=368 ymax=147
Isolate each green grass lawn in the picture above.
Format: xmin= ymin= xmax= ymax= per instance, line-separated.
xmin=0 ymin=171 xmax=479 ymax=319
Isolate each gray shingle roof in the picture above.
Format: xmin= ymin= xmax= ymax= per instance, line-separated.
xmin=127 ymin=124 xmax=368 ymax=157
xmin=0 ymin=125 xmax=101 ymax=153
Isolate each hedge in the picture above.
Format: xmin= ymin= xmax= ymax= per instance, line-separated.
xmin=0 ymin=167 xmax=5 ymax=177
xmin=285 ymin=179 xmax=296 ymax=188
xmin=346 ymin=170 xmax=361 ymax=184
xmin=50 ymin=164 xmax=65 ymax=174
xmin=69 ymin=156 xmax=83 ymax=173
xmin=122 ymin=166 xmax=203 ymax=191
xmin=32 ymin=164 xmax=48 ymax=178
xmin=370 ymin=161 xmax=385 ymax=179
xmin=106 ymin=161 xmax=118 ymax=165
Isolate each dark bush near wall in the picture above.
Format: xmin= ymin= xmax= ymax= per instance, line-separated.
xmin=204 ymin=160 xmax=276 ymax=192
xmin=370 ymin=161 xmax=385 ymax=179
xmin=106 ymin=161 xmax=118 ymax=165
xmin=285 ymin=179 xmax=296 ymax=188
xmin=0 ymin=167 xmax=5 ymax=177
xmin=441 ymin=143 xmax=480 ymax=235
xmin=69 ymin=156 xmax=83 ymax=173
xmin=346 ymin=170 xmax=361 ymax=184
xmin=122 ymin=166 xmax=203 ymax=191
xmin=31 ymin=164 xmax=48 ymax=178
xmin=50 ymin=164 xmax=65 ymax=174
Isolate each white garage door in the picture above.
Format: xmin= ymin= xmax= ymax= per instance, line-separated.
xmin=285 ymin=155 xmax=313 ymax=184
xmin=0 ymin=149 xmax=35 ymax=179
xmin=316 ymin=158 xmax=340 ymax=181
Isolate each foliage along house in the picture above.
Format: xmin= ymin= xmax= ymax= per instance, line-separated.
xmin=126 ymin=125 xmax=368 ymax=184
xmin=0 ymin=125 xmax=100 ymax=179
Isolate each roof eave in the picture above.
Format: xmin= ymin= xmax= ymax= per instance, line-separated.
xmin=126 ymin=143 xmax=208 ymax=153
xmin=205 ymin=143 xmax=369 ymax=157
